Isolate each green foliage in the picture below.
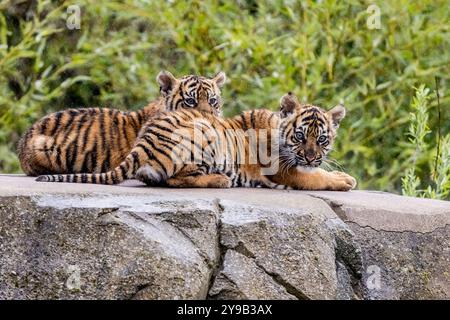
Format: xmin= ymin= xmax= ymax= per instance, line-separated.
xmin=402 ymin=85 xmax=450 ymax=199
xmin=1 ymin=0 xmax=449 ymax=197
xmin=401 ymin=85 xmax=431 ymax=197
xmin=401 ymin=168 xmax=421 ymax=198
xmin=431 ymin=135 xmax=450 ymax=199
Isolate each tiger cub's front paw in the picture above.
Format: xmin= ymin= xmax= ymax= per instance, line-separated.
xmin=329 ymin=171 xmax=357 ymax=191
xmin=207 ymin=174 xmax=232 ymax=188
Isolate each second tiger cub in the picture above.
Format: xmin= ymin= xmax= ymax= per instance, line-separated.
xmin=18 ymin=71 xmax=226 ymax=175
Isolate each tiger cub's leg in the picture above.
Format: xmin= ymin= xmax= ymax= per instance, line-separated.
xmin=272 ymin=167 xmax=356 ymax=191
xmin=166 ymin=173 xmax=231 ymax=188
xmin=164 ymin=165 xmax=231 ymax=188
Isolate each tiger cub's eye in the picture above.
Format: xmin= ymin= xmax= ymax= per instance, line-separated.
xmin=209 ymin=97 xmax=218 ymax=105
xmin=295 ymin=131 xmax=305 ymax=141
xmin=317 ymin=135 xmax=327 ymax=143
xmin=185 ymin=98 xmax=196 ymax=106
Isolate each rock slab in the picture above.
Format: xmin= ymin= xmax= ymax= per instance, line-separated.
xmin=0 ymin=175 xmax=449 ymax=299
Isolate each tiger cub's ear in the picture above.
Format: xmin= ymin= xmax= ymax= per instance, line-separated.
xmin=280 ymin=92 xmax=299 ymax=118
xmin=212 ymin=71 xmax=226 ymax=88
xmin=327 ymin=104 xmax=346 ymax=129
xmin=157 ymin=70 xmax=177 ymax=96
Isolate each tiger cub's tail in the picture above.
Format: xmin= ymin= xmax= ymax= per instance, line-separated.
xmin=35 ymin=152 xmax=136 ymax=185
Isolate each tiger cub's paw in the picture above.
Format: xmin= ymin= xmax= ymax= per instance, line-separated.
xmin=329 ymin=171 xmax=357 ymax=191
xmin=207 ymin=174 xmax=232 ymax=188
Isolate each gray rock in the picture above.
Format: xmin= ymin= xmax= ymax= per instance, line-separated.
xmin=209 ymin=250 xmax=296 ymax=300
xmin=305 ymin=190 xmax=450 ymax=233
xmin=350 ymin=224 xmax=450 ymax=299
xmin=214 ymin=199 xmax=358 ymax=300
xmin=0 ymin=195 xmax=218 ymax=299
xmin=305 ymin=190 xmax=450 ymax=299
xmin=0 ymin=175 xmax=449 ymax=299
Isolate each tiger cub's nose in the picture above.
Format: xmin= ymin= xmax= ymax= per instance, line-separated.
xmin=305 ymin=150 xmax=316 ymax=163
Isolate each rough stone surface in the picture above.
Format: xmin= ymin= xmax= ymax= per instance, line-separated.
xmin=305 ymin=191 xmax=450 ymax=299
xmin=213 ymin=200 xmax=360 ymax=300
xmin=0 ymin=196 xmax=218 ymax=299
xmin=0 ymin=175 xmax=449 ymax=300
xmin=209 ymin=250 xmax=296 ymax=300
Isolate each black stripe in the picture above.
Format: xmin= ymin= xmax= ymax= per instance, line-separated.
xmin=111 ymin=172 xmax=118 ymax=184
xmin=302 ymin=115 xmax=325 ymax=124
xmin=187 ymin=81 xmax=199 ymax=89
xmin=136 ymin=143 xmax=155 ymax=160
xmin=136 ymin=110 xmax=144 ymax=125
xmin=121 ymin=115 xmax=130 ymax=145
xmin=145 ymin=139 xmax=173 ymax=161
xmin=69 ymin=143 xmax=77 ymax=172
xmin=131 ymin=152 xmax=140 ymax=171
xmin=174 ymin=115 xmax=182 ymax=126
xmin=201 ymin=82 xmax=213 ymax=91
xmin=103 ymin=148 xmax=111 ymax=172
xmin=39 ymin=117 xmax=50 ymax=134
xmin=81 ymin=151 xmax=91 ymax=173
xmin=160 ymin=117 xmax=176 ymax=127
xmin=68 ymin=109 xmax=79 ymax=117
xmin=106 ymin=111 xmax=116 ymax=172
xmin=300 ymin=108 xmax=320 ymax=115
xmin=114 ymin=112 xmax=123 ymax=153
xmin=137 ymin=143 xmax=152 ymax=159
xmin=91 ymin=143 xmax=98 ymax=172
xmin=58 ymin=136 xmax=76 ymax=171
xmin=99 ymin=111 xmax=107 ymax=172
xmin=55 ymin=147 xmax=62 ymax=169
xmin=153 ymin=123 xmax=175 ymax=134
xmin=49 ymin=112 xmax=63 ymax=136
xmin=141 ymin=142 xmax=168 ymax=177
xmin=250 ymin=110 xmax=256 ymax=129
xmin=157 ymin=135 xmax=179 ymax=147
xmin=80 ymin=117 xmax=96 ymax=172
xmin=119 ymin=164 xmax=127 ymax=178
xmin=240 ymin=114 xmax=248 ymax=131
xmin=173 ymin=98 xmax=184 ymax=110
xmin=130 ymin=114 xmax=140 ymax=131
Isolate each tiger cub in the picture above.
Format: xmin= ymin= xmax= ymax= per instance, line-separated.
xmin=18 ymin=71 xmax=226 ymax=176
xmin=36 ymin=92 xmax=357 ymax=191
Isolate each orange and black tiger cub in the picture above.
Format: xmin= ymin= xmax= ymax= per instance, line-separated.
xmin=36 ymin=92 xmax=357 ymax=191
xmin=18 ymin=71 xmax=226 ymax=175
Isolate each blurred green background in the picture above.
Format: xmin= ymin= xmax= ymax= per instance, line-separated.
xmin=0 ymin=0 xmax=449 ymax=197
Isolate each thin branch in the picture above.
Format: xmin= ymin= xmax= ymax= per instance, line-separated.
xmin=433 ymin=76 xmax=441 ymax=181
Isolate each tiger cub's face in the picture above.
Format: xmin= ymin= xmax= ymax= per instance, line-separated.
xmin=157 ymin=71 xmax=226 ymax=116
xmin=278 ymin=93 xmax=346 ymax=168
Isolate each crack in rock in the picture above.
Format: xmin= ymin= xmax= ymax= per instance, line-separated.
xmin=308 ymin=194 xmax=450 ymax=235
xmin=206 ymin=199 xmax=226 ymax=297
xmin=235 ymin=243 xmax=309 ymax=300
xmin=210 ymin=228 xmax=309 ymax=300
